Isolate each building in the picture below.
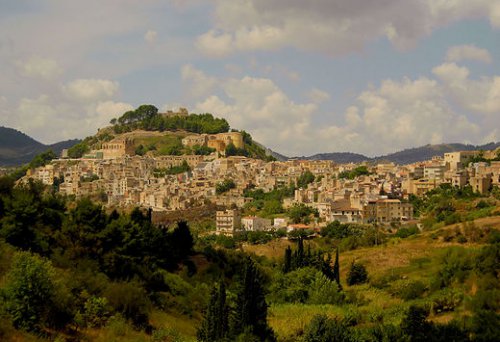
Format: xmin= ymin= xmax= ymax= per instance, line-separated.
xmin=424 ymin=165 xmax=445 ymax=181
xmin=444 ymin=151 xmax=478 ymax=171
xmin=160 ymin=107 xmax=189 ymax=118
xmin=363 ymin=199 xmax=413 ymax=224
xmin=241 ymin=216 xmax=272 ymax=232
xmin=469 ymin=175 xmax=492 ymax=194
xmin=216 ymin=209 xmax=241 ymax=236
xmin=182 ymin=132 xmax=244 ymax=153
xmin=100 ymin=138 xmax=135 ymax=159
xmin=273 ymin=217 xmax=288 ymax=228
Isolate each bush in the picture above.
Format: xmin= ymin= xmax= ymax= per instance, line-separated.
xmin=395 ymin=280 xmax=427 ymax=301
xmin=303 ymin=314 xmax=353 ymax=342
xmin=81 ymin=296 xmax=111 ymax=328
xmin=346 ymin=262 xmax=368 ymax=286
xmin=307 ymin=273 xmax=344 ymax=305
xmin=2 ymin=252 xmax=72 ymax=332
xmin=395 ymin=225 xmax=419 ymax=238
xmin=104 ymin=281 xmax=151 ymax=329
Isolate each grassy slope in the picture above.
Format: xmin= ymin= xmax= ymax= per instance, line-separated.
xmin=244 ymin=216 xmax=500 ymax=341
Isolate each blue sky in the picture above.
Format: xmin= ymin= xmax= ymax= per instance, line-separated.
xmin=0 ymin=0 xmax=499 ymax=156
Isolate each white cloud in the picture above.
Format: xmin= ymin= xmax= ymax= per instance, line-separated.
xmin=190 ymin=64 xmax=492 ymax=156
xmin=144 ymin=30 xmax=158 ymax=44
xmin=197 ymin=0 xmax=500 ymax=57
xmin=11 ymin=95 xmax=134 ymax=144
xmin=433 ymin=62 xmax=500 ymax=114
xmin=16 ymin=56 xmax=62 ymax=80
xmin=63 ymin=79 xmax=119 ymax=102
xmin=96 ymin=101 xmax=134 ymax=122
xmin=307 ymin=88 xmax=331 ymax=104
xmin=181 ymin=64 xmax=217 ymax=99
xmin=446 ymin=45 xmax=492 ymax=63
xmin=195 ymin=30 xmax=234 ymax=58
xmin=194 ymin=75 xmax=317 ymax=155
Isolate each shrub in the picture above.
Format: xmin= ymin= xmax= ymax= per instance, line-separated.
xmin=394 ymin=280 xmax=427 ymax=301
xmin=308 ymin=273 xmax=344 ymax=305
xmin=2 ymin=252 xmax=72 ymax=332
xmin=346 ymin=262 xmax=368 ymax=286
xmin=81 ymin=296 xmax=111 ymax=328
xmin=104 ymin=281 xmax=151 ymax=329
xmin=395 ymin=225 xmax=420 ymax=238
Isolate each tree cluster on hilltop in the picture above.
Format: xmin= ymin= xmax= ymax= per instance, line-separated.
xmin=110 ymin=104 xmax=230 ymax=135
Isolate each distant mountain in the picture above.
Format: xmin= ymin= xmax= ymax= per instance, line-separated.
xmin=303 ymin=152 xmax=369 ymax=163
xmin=298 ymin=142 xmax=500 ymax=165
xmin=0 ymin=126 xmax=80 ymax=167
xmin=252 ymin=140 xmax=289 ymax=161
xmin=373 ymin=143 xmax=500 ymax=165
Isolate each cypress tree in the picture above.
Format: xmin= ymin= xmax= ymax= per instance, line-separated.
xmin=283 ymin=246 xmax=292 ymax=273
xmin=321 ymin=252 xmax=335 ymax=281
xmin=333 ymin=248 xmax=341 ymax=290
xmin=297 ymin=236 xmax=305 ymax=268
xmin=232 ymin=258 xmax=275 ymax=341
xmin=197 ymin=280 xmax=228 ymax=342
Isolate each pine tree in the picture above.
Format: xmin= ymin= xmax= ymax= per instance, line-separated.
xmin=197 ymin=281 xmax=228 ymax=342
xmin=333 ymin=248 xmax=342 ymax=290
xmin=283 ymin=246 xmax=292 ymax=273
xmin=232 ymin=258 xmax=275 ymax=341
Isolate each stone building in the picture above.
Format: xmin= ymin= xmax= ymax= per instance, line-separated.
xmin=216 ymin=209 xmax=242 ymax=236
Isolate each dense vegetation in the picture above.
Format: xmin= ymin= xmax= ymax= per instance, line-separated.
xmin=410 ymin=183 xmax=500 ymax=228
xmin=110 ymin=105 xmax=230 ymax=135
xmin=0 ymin=175 xmax=499 ymax=341
xmin=338 ymin=165 xmax=371 ymax=179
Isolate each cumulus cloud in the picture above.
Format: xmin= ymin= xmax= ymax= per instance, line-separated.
xmin=194 ymin=75 xmax=316 ymax=155
xmin=96 ymin=101 xmax=134 ymax=122
xmin=63 ymin=79 xmax=119 ymax=102
xmin=446 ymin=45 xmax=492 ymax=63
xmin=433 ymin=62 xmax=500 ymax=114
xmin=189 ymin=63 xmax=494 ymax=156
xmin=10 ymin=95 xmax=134 ymax=144
xmin=196 ymin=30 xmax=234 ymax=58
xmin=197 ymin=0 xmax=500 ymax=57
xmin=181 ymin=64 xmax=217 ymax=99
xmin=307 ymin=88 xmax=331 ymax=104
xmin=16 ymin=56 xmax=62 ymax=80
xmin=144 ymin=30 xmax=158 ymax=44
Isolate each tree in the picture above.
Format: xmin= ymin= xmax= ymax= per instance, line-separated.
xmin=303 ymin=314 xmax=352 ymax=342
xmin=283 ymin=246 xmax=292 ymax=273
xmin=2 ymin=252 xmax=69 ymax=332
xmin=297 ymin=171 xmax=315 ymax=189
xmin=333 ymin=248 xmax=341 ymax=289
xmin=288 ymin=203 xmax=317 ymax=224
xmin=197 ymin=281 xmax=228 ymax=342
xmin=232 ymin=258 xmax=275 ymax=341
xmin=216 ymin=179 xmax=236 ymax=194
xmin=170 ymin=220 xmax=194 ymax=260
xmin=346 ymin=261 xmax=368 ymax=286
xmin=400 ymin=305 xmax=432 ymax=342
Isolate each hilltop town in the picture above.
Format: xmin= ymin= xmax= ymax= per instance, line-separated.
xmin=21 ymin=106 xmax=500 ymax=236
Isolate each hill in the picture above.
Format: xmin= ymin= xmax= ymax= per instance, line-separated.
xmin=303 ymin=152 xmax=368 ymax=163
xmin=298 ymin=142 xmax=500 ymax=164
xmin=0 ymin=126 xmax=80 ymax=167
xmin=66 ymin=105 xmax=275 ymax=161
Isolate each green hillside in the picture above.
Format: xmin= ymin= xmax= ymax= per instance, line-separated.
xmin=67 ymin=104 xmax=274 ymax=160
xmin=0 ymin=175 xmax=498 ymax=341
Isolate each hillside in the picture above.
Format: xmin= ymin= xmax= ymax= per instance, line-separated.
xmin=66 ymin=105 xmax=274 ymax=161
xmin=0 ymin=126 xmax=80 ymax=166
xmin=299 ymin=142 xmax=500 ymax=164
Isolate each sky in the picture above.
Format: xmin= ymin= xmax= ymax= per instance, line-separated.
xmin=0 ymin=0 xmax=499 ymax=157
